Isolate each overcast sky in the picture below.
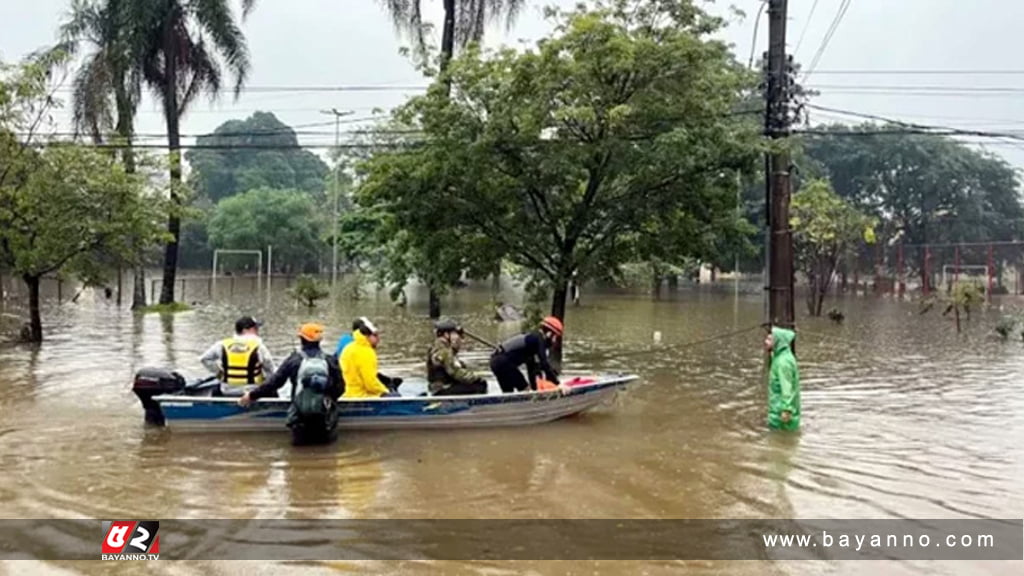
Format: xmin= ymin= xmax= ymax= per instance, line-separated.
xmin=4 ymin=0 xmax=1024 ymax=168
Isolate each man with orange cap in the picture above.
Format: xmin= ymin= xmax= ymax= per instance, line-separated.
xmin=488 ymin=316 xmax=563 ymax=393
xmin=239 ymin=323 xmax=343 ymax=445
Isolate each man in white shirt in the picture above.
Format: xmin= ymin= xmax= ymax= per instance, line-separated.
xmin=199 ymin=316 xmax=277 ymax=396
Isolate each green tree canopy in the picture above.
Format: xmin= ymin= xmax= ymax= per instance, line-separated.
xmin=791 ymin=178 xmax=875 ymax=315
xmin=1 ymin=62 xmax=165 ymax=341
xmin=359 ymin=0 xmax=758 ymax=324
xmin=207 ymin=187 xmax=324 ymax=274
xmin=187 ymin=111 xmax=329 ymax=203
xmin=802 ymin=125 xmax=1024 ymax=283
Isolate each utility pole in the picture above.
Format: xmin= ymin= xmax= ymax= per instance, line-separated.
xmin=320 ymin=108 xmax=354 ymax=289
xmin=764 ymin=0 xmax=795 ymax=328
xmin=735 ymin=171 xmax=743 ymax=297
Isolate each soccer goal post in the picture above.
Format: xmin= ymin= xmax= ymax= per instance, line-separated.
xmin=212 ymin=249 xmax=263 ymax=294
xmin=941 ymin=264 xmax=991 ymax=292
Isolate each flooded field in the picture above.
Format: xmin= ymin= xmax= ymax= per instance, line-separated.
xmin=0 ymin=279 xmax=1021 ymax=575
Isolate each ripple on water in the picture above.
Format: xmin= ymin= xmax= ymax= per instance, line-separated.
xmin=1 ymin=288 xmax=1023 ymax=576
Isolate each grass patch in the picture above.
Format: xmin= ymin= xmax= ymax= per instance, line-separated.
xmin=139 ymin=302 xmax=192 ymax=314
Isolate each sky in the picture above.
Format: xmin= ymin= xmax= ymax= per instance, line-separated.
xmin=4 ymin=0 xmax=1024 ymax=168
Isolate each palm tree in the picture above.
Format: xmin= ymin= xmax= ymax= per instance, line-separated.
xmin=380 ymin=0 xmax=525 ymax=72
xmin=378 ymin=0 xmax=524 ymax=318
xmin=55 ymin=0 xmax=148 ymax=308
xmin=141 ymin=0 xmax=256 ymax=305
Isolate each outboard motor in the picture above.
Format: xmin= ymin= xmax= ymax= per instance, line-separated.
xmin=133 ymin=368 xmax=186 ymax=426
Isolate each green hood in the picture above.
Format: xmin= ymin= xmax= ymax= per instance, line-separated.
xmin=772 ymin=327 xmax=795 ymax=356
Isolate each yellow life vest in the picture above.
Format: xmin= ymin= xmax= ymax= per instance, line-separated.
xmin=220 ymin=337 xmax=264 ymax=386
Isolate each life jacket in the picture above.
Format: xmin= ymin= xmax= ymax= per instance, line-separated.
xmin=220 ymin=337 xmax=264 ymax=386
xmin=288 ymin=348 xmax=337 ymax=432
xmin=495 ymin=334 xmax=528 ymax=356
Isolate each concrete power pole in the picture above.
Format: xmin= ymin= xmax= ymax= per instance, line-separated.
xmin=764 ymin=0 xmax=795 ymax=328
xmin=320 ymin=108 xmax=354 ymax=289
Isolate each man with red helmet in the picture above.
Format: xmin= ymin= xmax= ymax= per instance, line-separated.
xmin=488 ymin=316 xmax=563 ymax=393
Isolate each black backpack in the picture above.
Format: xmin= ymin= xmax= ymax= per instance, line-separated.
xmin=286 ymin=350 xmax=338 ymax=438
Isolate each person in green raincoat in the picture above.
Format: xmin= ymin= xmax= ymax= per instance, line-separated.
xmin=764 ymin=326 xmax=801 ymax=430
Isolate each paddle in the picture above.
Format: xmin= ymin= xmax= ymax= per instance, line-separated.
xmin=461 ymin=329 xmax=497 ymax=351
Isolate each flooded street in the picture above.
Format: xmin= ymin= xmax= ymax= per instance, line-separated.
xmin=0 ymin=281 xmax=1022 ymax=575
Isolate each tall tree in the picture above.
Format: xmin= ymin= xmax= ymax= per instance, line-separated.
xmin=380 ymin=0 xmax=525 ymax=70
xmin=379 ymin=0 xmax=525 ymax=318
xmin=790 ymin=179 xmax=875 ymax=316
xmin=207 ymin=187 xmax=325 ymax=274
xmin=141 ymin=0 xmax=256 ymax=305
xmin=186 ymin=111 xmax=329 ymax=203
xmin=360 ymin=0 xmax=757 ymax=332
xmin=1 ymin=57 xmax=164 ymax=341
xmin=54 ymin=0 xmax=151 ymax=309
xmin=803 ymin=125 xmax=1024 ymax=288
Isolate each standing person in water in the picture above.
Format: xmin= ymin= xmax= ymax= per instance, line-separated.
xmin=489 ymin=317 xmax=562 ymax=393
xmin=764 ymin=325 xmax=801 ymax=431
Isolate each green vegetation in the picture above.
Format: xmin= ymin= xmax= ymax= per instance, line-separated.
xmin=791 ymin=179 xmax=876 ymax=316
xmin=142 ymin=0 xmax=257 ymax=305
xmin=920 ymin=281 xmax=987 ymax=334
xmin=360 ymin=0 xmax=758 ymax=327
xmin=208 ymin=188 xmax=324 ymax=274
xmin=186 ymin=112 xmax=329 ymax=203
xmin=289 ymin=275 xmax=330 ymax=308
xmin=139 ymin=302 xmax=192 ymax=314
xmin=54 ymin=0 xmax=149 ymax=308
xmin=0 ymin=56 xmax=165 ymax=342
xmin=802 ymin=126 xmax=1024 ymax=287
xmin=995 ymin=315 xmax=1023 ymax=342
xmin=5 ymin=0 xmax=1023 ymax=349
xmin=380 ymin=0 xmax=525 ymax=70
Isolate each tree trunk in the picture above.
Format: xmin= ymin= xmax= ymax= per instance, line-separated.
xmin=549 ymin=280 xmax=568 ymax=367
xmin=115 ymin=83 xmax=144 ymax=311
xmin=710 ymin=267 xmax=717 ymax=282
xmin=24 ymin=274 xmax=42 ymax=342
xmin=159 ymin=36 xmax=182 ymax=305
xmin=667 ymin=275 xmax=678 ymax=291
xmin=428 ymin=287 xmax=441 ymax=319
xmin=440 ymin=0 xmax=456 ymax=72
xmin=116 ymin=265 xmax=123 ymax=306
xmin=132 ymin=266 xmax=146 ymax=309
xmin=805 ymin=269 xmax=817 ymax=316
xmin=814 ymin=283 xmax=826 ymax=316
xmin=491 ymin=261 xmax=501 ymax=294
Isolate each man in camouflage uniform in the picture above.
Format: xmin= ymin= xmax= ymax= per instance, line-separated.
xmin=427 ymin=318 xmax=488 ymax=396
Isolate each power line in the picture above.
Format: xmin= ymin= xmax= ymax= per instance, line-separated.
xmin=804 ymin=0 xmax=853 ymax=78
xmin=808 ymin=89 xmax=1024 ymax=99
xmin=808 ymin=84 xmax=1024 ymax=93
xmin=747 ymin=0 xmax=769 ymax=69
xmin=793 ymin=0 xmax=822 ymax=56
xmin=50 ymin=84 xmax=429 ymax=94
xmin=800 ymin=103 xmax=1024 ymax=142
xmin=805 ymin=69 xmax=1024 ymax=75
xmin=16 ymin=128 xmax=420 ymax=140
xmin=19 ymin=142 xmax=412 ymax=150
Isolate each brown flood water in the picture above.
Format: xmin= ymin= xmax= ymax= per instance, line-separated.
xmin=0 ymin=280 xmax=1022 ymax=575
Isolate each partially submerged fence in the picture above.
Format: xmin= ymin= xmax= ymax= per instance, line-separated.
xmin=842 ymin=240 xmax=1024 ymax=300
